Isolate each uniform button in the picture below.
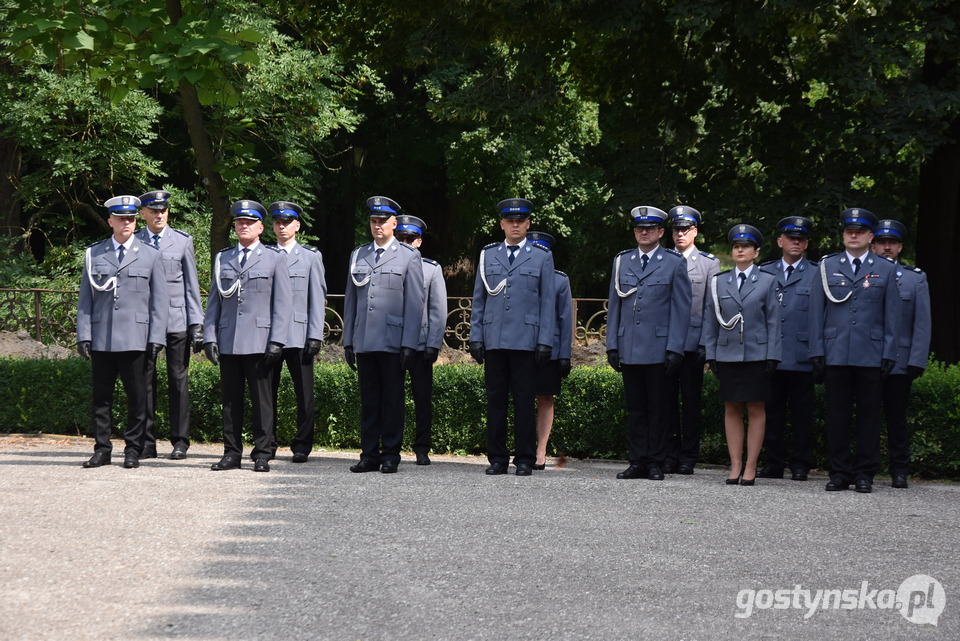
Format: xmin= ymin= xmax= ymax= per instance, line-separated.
xmin=505 ymin=306 xmax=510 ymax=311
xmin=114 ymin=306 xmax=119 ymax=310
xmin=239 ymin=311 xmax=243 ymax=316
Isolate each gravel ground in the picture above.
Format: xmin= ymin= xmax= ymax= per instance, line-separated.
xmin=1 ymin=434 xmax=957 ymax=640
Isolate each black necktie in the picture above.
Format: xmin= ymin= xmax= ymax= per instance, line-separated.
xmin=240 ymin=248 xmax=249 ymax=268
xmin=375 ymin=248 xmax=384 ymax=263
xmin=117 ymin=245 xmax=125 ymax=264
xmin=786 ymin=265 xmax=794 ymax=279
xmin=853 ymin=257 xmax=861 ymax=275
xmin=152 ymin=234 xmax=160 ymax=248
xmin=738 ymin=272 xmax=747 ymax=290
xmin=641 ymin=254 xmax=649 ymax=271
xmin=508 ymin=246 xmax=517 ymax=265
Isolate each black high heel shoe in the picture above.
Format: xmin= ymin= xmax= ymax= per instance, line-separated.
xmin=740 ymin=464 xmax=757 ymax=486
xmin=726 ymin=463 xmax=745 ymax=485
xmin=532 ymin=463 xmax=546 ymax=470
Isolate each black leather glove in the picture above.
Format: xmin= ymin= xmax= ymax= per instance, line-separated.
xmin=810 ymin=356 xmax=825 ymax=384
xmin=708 ymin=360 xmax=718 ymax=376
xmin=694 ymin=345 xmax=706 ymax=368
xmin=424 ymin=346 xmax=439 ymax=364
xmin=469 ymin=341 xmax=484 ymax=365
xmin=203 ymin=342 xmax=219 ymax=365
xmin=534 ymin=344 xmax=551 ymax=365
xmin=765 ymin=359 xmax=779 ymax=378
xmin=303 ymin=338 xmax=322 ymax=361
xmin=263 ymin=342 xmax=283 ymax=366
xmin=345 ymin=346 xmax=357 ymax=371
xmin=400 ymin=347 xmax=416 ymax=371
xmin=147 ymin=343 xmax=164 ymax=362
xmin=881 ymin=358 xmax=896 ymax=379
xmin=606 ymin=350 xmax=622 ymax=372
xmin=559 ymin=359 xmax=571 ymax=378
xmin=907 ymin=365 xmax=924 ymax=382
xmin=664 ymin=351 xmax=682 ymax=377
xmin=76 ymin=341 xmax=92 ymax=360
xmin=188 ymin=324 xmax=204 ymax=353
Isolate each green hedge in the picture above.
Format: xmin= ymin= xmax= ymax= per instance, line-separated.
xmin=1 ymin=357 xmax=959 ymax=478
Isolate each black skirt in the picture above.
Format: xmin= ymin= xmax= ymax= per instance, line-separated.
xmin=716 ymin=361 xmax=769 ymax=402
xmin=534 ymin=359 xmax=563 ymax=396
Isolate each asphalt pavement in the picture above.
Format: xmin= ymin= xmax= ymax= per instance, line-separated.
xmin=1 ymin=434 xmax=957 ymax=640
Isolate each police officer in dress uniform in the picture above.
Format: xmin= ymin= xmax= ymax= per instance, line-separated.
xmin=470 ymin=198 xmax=556 ymax=476
xmin=135 ymin=190 xmax=204 ymax=460
xmin=526 ymin=231 xmax=573 ymax=470
xmin=758 ymin=216 xmax=818 ymax=481
xmin=396 ymin=214 xmax=447 ymax=466
xmin=872 ymin=219 xmax=931 ymax=489
xmin=203 ymin=200 xmax=292 ymax=472
xmin=808 ymin=208 xmax=900 ymax=493
xmin=663 ymin=205 xmax=720 ymax=475
xmin=77 ymin=195 xmax=169 ymax=469
xmin=344 ymin=197 xmax=425 ymax=474
xmin=267 ymin=201 xmax=327 ymax=463
xmin=606 ymin=206 xmax=692 ymax=480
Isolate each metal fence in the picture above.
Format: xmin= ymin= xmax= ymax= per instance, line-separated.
xmin=0 ymin=288 xmax=609 ymax=350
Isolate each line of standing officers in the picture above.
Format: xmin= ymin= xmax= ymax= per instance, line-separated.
xmin=76 ymin=193 xmax=930 ymax=490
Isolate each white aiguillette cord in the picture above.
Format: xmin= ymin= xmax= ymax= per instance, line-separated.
xmin=85 ymin=247 xmax=119 ymax=295
xmin=349 ymin=246 xmax=373 ymax=287
xmin=711 ymin=275 xmax=744 ymax=343
xmin=820 ymin=260 xmax=853 ymax=303
xmin=479 ymin=247 xmax=506 ymax=296
xmin=214 ymin=250 xmax=241 ymax=298
xmin=614 ymin=253 xmax=637 ymax=299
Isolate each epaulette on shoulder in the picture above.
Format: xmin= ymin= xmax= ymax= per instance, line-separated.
xmin=265 ymin=244 xmax=283 ymax=253
xmin=900 ymin=264 xmax=923 ymax=273
xmin=663 ymin=247 xmax=682 ymax=257
xmin=171 ymin=228 xmax=191 ymax=238
xmin=532 ymin=242 xmax=549 ymax=252
xmin=142 ymin=241 xmax=160 ymax=250
xmin=617 ymin=248 xmax=633 ymax=257
xmin=555 ymin=269 xmax=568 ymax=278
xmin=300 ymin=244 xmax=319 ymax=253
xmin=399 ymin=241 xmax=416 ymax=251
xmin=879 ymin=254 xmax=895 ymax=263
xmin=699 ymin=250 xmax=718 ymax=260
xmin=482 ymin=241 xmax=500 ymax=250
xmin=218 ymin=246 xmax=233 ymax=253
xmin=821 ymin=252 xmax=840 ymax=259
xmin=423 ymin=257 xmax=439 ymax=266
xmin=719 ymin=267 xmax=734 ymax=275
xmin=760 ymin=259 xmax=778 ymax=267
xmin=88 ymin=238 xmax=105 ymax=248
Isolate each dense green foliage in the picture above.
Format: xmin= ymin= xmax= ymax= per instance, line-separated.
xmin=1 ymin=357 xmax=958 ymax=478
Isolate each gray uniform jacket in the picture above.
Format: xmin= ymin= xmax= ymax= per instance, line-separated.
xmin=808 ymin=251 xmax=900 ymax=367
xmin=702 ymin=268 xmax=782 ymax=363
xmin=470 ymin=241 xmax=556 ymax=351
xmin=77 ymin=237 xmax=169 ymax=351
xmin=552 ymin=271 xmax=573 ymax=361
xmin=203 ymin=244 xmax=293 ymax=355
xmin=759 ymin=258 xmax=817 ymax=371
xmin=605 ymin=246 xmax=692 ymax=365
xmin=135 ymin=226 xmax=203 ymax=334
xmin=891 ymin=263 xmax=931 ymax=374
xmin=419 ymin=258 xmax=447 ymax=351
xmin=344 ymin=240 xmax=425 ymax=354
xmin=274 ymin=242 xmax=327 ymax=349
xmin=682 ymin=247 xmax=721 ymax=352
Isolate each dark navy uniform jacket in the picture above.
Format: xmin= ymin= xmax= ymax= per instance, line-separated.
xmin=760 ymin=258 xmax=817 ymax=372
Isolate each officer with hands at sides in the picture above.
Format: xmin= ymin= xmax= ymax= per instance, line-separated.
xmin=203 ymin=200 xmax=292 ymax=473
xmin=268 ymin=201 xmax=327 ymax=463
xmin=135 ymin=189 xmax=204 ymax=461
xmin=396 ymin=214 xmax=447 ymax=466
xmin=871 ymin=219 xmax=931 ymax=489
xmin=606 ymin=206 xmax=692 ymax=481
xmin=77 ymin=195 xmax=169 ymax=469
xmin=344 ymin=197 xmax=425 ymax=474
xmin=808 ymin=208 xmax=900 ymax=493
xmin=470 ymin=198 xmax=556 ymax=477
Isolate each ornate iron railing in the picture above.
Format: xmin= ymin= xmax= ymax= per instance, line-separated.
xmin=0 ymin=289 xmax=609 ymax=350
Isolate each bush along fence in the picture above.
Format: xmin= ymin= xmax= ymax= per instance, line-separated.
xmin=0 ymin=357 xmax=958 ymax=479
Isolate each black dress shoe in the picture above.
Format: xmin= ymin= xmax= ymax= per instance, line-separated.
xmin=381 ymin=461 xmax=398 ymax=474
xmin=485 ymin=462 xmax=508 ymax=475
xmin=415 ymin=452 xmax=431 ymax=466
xmin=757 ymin=466 xmax=784 ymax=479
xmin=291 ymin=452 xmax=309 ymax=463
xmin=825 ymin=480 xmax=849 ymax=491
xmin=350 ymin=459 xmax=380 ymax=473
xmin=855 ymin=479 xmax=872 ymax=493
xmin=791 ymin=469 xmax=808 ymax=481
xmin=516 ymin=463 xmax=533 ymax=476
xmin=211 ymin=456 xmax=241 ymax=471
xmin=169 ymin=444 xmax=188 ymax=460
xmin=676 ymin=464 xmax=694 ymax=475
xmin=891 ymin=474 xmax=909 ymax=489
xmin=739 ymin=477 xmax=755 ymax=486
xmin=123 ymin=452 xmax=140 ymax=469
xmin=253 ymin=458 xmax=270 ymax=472
xmin=616 ymin=465 xmax=645 ymax=480
xmin=647 ymin=466 xmax=665 ymax=481
xmin=82 ymin=452 xmax=111 ymax=468
xmin=532 ymin=462 xmax=546 ymax=470
xmin=140 ymin=447 xmax=158 ymax=460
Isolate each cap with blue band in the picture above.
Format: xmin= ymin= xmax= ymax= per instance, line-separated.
xmin=104 ymin=195 xmax=141 ymax=214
